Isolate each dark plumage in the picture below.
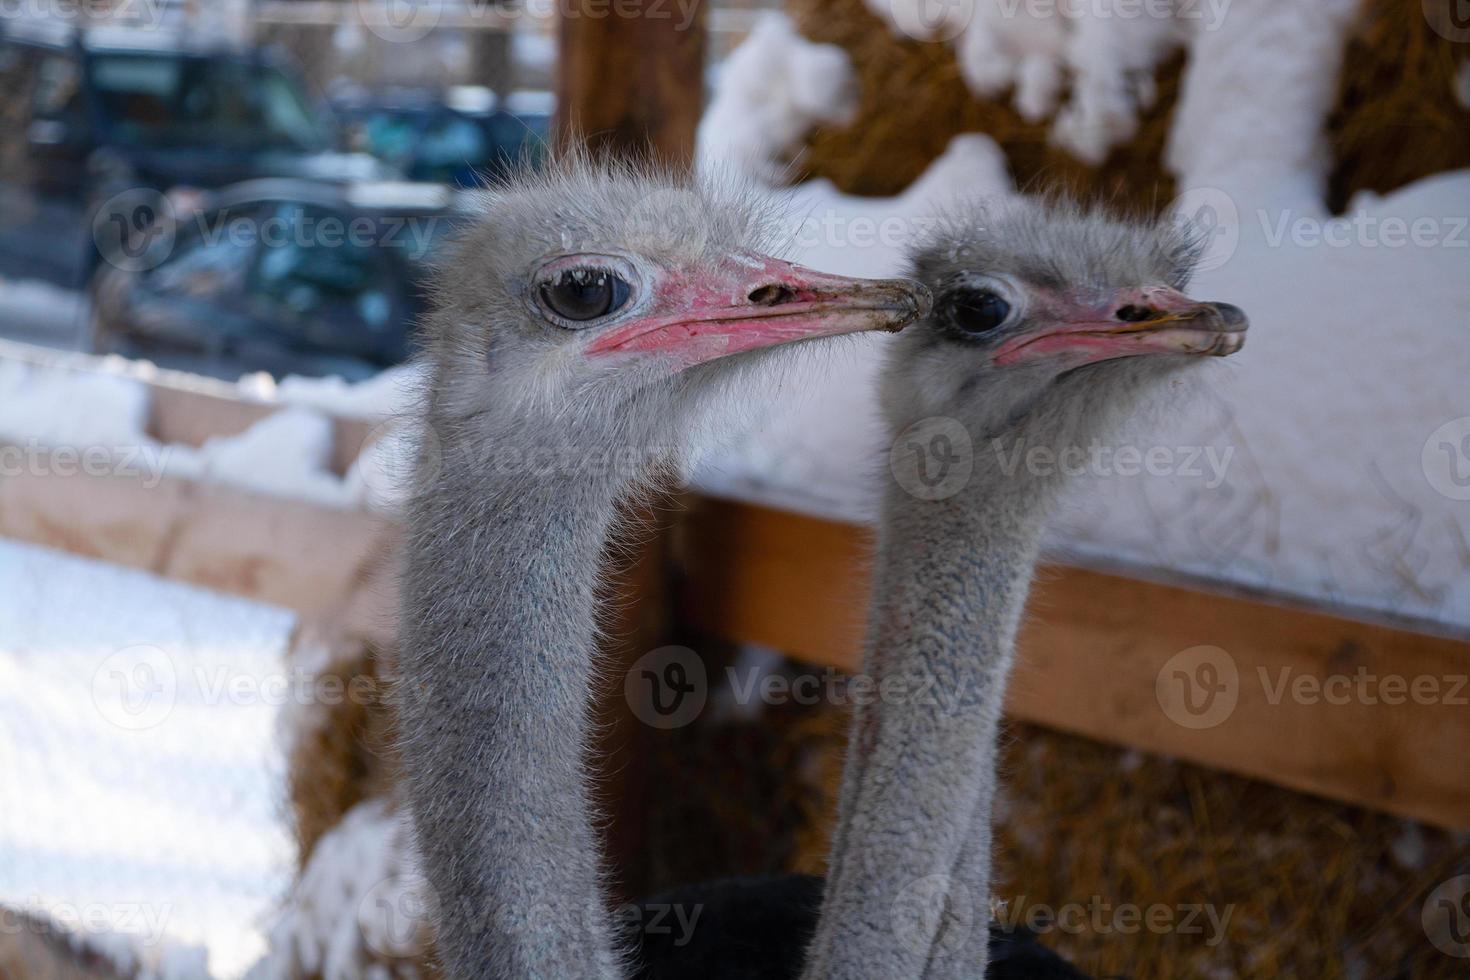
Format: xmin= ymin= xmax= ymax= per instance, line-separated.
xmin=630 ymin=874 xmax=1092 ymax=980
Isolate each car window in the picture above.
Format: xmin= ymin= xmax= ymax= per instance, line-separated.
xmin=362 ymin=111 xmax=421 ymax=165
xmin=247 ymin=204 xmax=400 ymax=336
xmin=90 ymin=54 xmax=326 ymax=150
xmin=482 ymin=111 xmax=549 ymax=180
xmin=416 ymin=114 xmax=490 ymax=175
xmin=32 ymin=53 xmax=84 ymax=124
xmin=146 ymin=207 xmax=263 ymax=301
xmin=0 ymin=43 xmax=36 ymax=167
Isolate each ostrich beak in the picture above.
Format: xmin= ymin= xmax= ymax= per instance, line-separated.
xmin=994 ymin=286 xmax=1248 ymax=367
xmin=586 ymin=254 xmax=930 ymax=367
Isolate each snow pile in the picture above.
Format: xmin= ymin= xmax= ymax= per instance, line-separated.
xmin=191 ymin=409 xmax=350 ymax=509
xmin=0 ymin=353 xmax=429 ymax=510
xmin=0 ymin=357 xmax=152 ymax=450
xmin=1165 ymin=0 xmax=1362 ymax=201
xmin=687 ymin=2 xmax=1470 ymax=628
xmin=694 ymin=151 xmax=1470 ymax=627
xmin=250 ymin=799 xmax=431 ymax=980
xmin=697 ymin=13 xmax=858 ymax=181
xmin=860 ymin=0 xmax=1193 ymax=161
xmin=0 ymin=540 xmax=296 ymax=977
xmin=269 ymin=362 xmax=424 ymax=422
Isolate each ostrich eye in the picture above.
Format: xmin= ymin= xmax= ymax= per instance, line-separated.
xmin=539 ymin=268 xmax=632 ymax=324
xmin=945 ymin=289 xmax=1012 ymax=335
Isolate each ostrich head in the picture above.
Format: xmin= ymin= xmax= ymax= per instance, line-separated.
xmin=420 ymin=157 xmax=929 ymax=484
xmin=884 ymin=197 xmax=1246 ymax=457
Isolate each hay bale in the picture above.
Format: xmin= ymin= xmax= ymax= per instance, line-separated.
xmin=786 ymin=0 xmax=1183 ymax=206
xmin=284 ymin=630 xmax=399 ymax=867
xmin=787 ymin=0 xmax=1470 ymax=212
xmin=1326 ymin=0 xmax=1470 ymax=210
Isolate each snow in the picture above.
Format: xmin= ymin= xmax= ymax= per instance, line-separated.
xmin=1165 ymin=0 xmax=1363 ymax=203
xmin=697 ymin=13 xmax=858 ymax=182
xmin=0 ymin=353 xmax=432 ymax=510
xmin=859 ymin=0 xmax=1364 ymax=169
xmin=685 ymin=4 xmax=1470 ymax=631
xmin=190 ymin=408 xmax=350 ymax=510
xmin=693 ymin=139 xmax=1470 ymax=630
xmin=260 ymin=363 xmax=425 ymax=422
xmin=0 ymin=357 xmax=152 ymax=450
xmin=249 ymin=800 xmax=430 ymax=980
xmin=864 ymin=0 xmax=1219 ymax=163
xmin=1050 ymin=9 xmax=1186 ymax=162
xmin=0 ymin=539 xmax=297 ymax=978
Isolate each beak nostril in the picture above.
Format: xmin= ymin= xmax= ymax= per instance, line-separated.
xmin=748 ymin=283 xmax=796 ymax=306
xmin=1115 ymin=304 xmax=1158 ymax=323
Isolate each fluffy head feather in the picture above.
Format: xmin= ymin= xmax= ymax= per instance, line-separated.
xmin=885 ymin=194 xmax=1243 ymax=455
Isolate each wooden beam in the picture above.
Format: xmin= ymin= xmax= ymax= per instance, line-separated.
xmin=0 ymin=465 xmax=397 ymax=641
xmin=550 ymin=12 xmax=707 ymax=892
xmin=11 ymin=344 xmax=1468 ymax=829
xmin=555 ymin=0 xmax=708 ymax=162
xmin=679 ymin=495 xmax=1470 ymax=831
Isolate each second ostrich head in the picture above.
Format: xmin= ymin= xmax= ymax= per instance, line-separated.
xmin=421 ymin=158 xmax=929 ymax=486
xmin=885 ymin=197 xmax=1246 ymax=468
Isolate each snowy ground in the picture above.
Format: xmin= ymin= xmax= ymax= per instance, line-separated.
xmin=0 ymin=540 xmax=296 ymax=978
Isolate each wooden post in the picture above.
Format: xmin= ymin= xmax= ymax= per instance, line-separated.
xmin=555 ymin=0 xmax=708 ymax=163
xmin=555 ymin=0 xmax=708 ymax=898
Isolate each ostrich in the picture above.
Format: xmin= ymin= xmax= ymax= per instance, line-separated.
xmin=392 ymin=155 xmax=929 ymax=980
xmin=797 ymin=198 xmax=1247 ymax=980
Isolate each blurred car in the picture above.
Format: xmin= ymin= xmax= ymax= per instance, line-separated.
xmin=88 ymin=179 xmax=467 ymax=380
xmin=0 ymin=21 xmax=390 ymax=285
xmin=332 ymin=85 xmax=551 ymax=187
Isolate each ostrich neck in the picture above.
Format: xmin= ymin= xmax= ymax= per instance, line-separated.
xmin=396 ymin=448 xmax=632 ymax=980
xmin=803 ymin=420 xmax=1057 ymax=980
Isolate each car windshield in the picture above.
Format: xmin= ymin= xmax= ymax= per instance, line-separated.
xmin=90 ymin=53 xmax=327 ymax=151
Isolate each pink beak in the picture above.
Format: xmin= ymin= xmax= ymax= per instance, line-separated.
xmin=585 ymin=254 xmax=930 ymax=368
xmin=993 ymin=285 xmax=1247 ymax=367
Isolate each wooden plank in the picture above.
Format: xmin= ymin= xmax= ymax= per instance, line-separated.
xmin=0 ymin=465 xmax=394 ymax=627
xmin=679 ymin=495 xmax=1470 ymax=830
xmin=555 ymin=0 xmax=708 ymax=162
xmin=552 ymin=8 xmax=707 ymax=893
